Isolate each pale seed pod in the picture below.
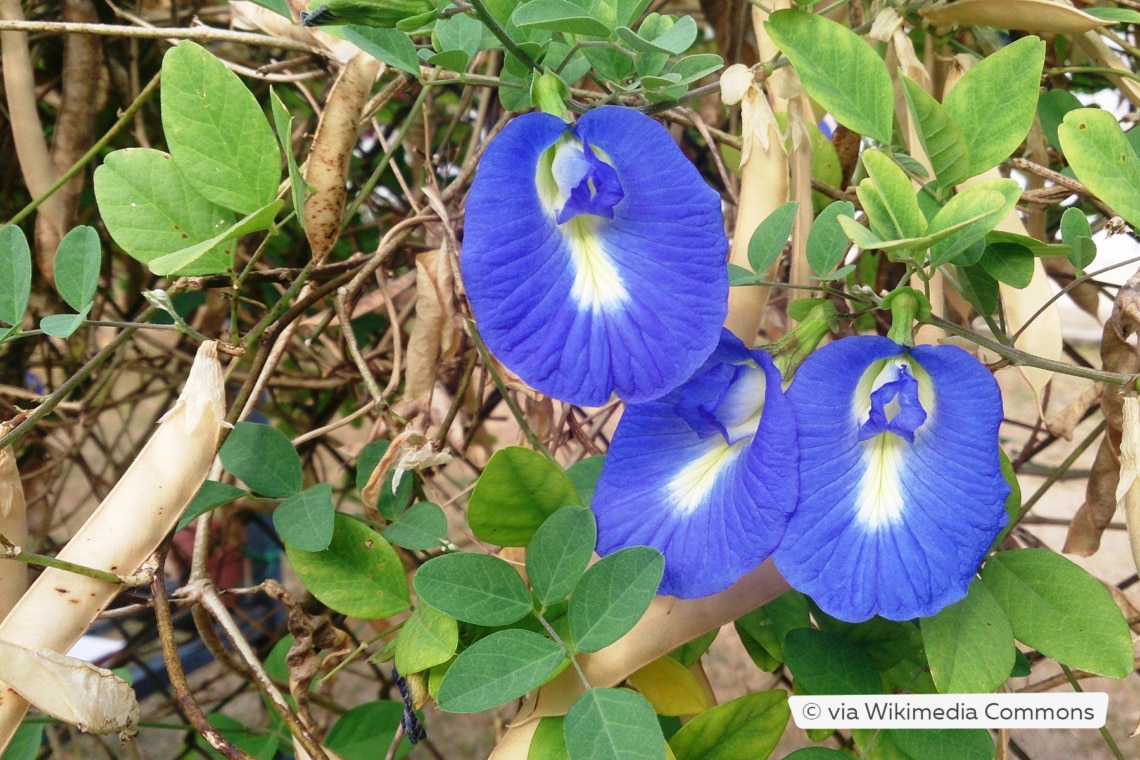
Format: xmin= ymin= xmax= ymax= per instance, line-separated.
xmin=0 ymin=341 xmax=226 ymax=749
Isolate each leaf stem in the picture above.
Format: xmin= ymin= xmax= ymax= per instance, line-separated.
xmin=534 ymin=611 xmax=591 ymax=692
xmin=0 ymin=533 xmax=125 ymax=585
xmin=1061 ymin=664 xmax=1126 ymax=760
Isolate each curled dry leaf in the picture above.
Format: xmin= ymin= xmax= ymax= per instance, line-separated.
xmin=361 ymin=430 xmax=451 ymax=507
xmin=0 ymin=640 xmax=138 ymax=738
xmin=1046 ymin=383 xmax=1102 ymax=441
xmin=1064 ymin=271 xmax=1140 ymax=555
xmin=0 ymin=341 xmax=225 ymax=748
xmin=303 ymin=52 xmax=381 ymax=264
xmin=922 ymin=0 xmax=1107 ymax=34
xmin=405 ymin=248 xmax=461 ymax=404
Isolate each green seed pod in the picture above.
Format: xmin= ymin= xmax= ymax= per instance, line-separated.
xmin=300 ymin=0 xmax=436 ymax=29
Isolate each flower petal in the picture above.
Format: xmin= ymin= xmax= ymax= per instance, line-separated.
xmin=461 ymin=107 xmax=728 ymax=406
xmin=774 ymin=337 xmax=1008 ymax=622
xmin=593 ymin=337 xmax=797 ymax=598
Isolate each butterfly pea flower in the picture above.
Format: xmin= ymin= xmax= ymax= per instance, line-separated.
xmin=461 ymin=106 xmax=728 ymax=407
xmin=592 ymin=331 xmax=798 ymax=598
xmin=774 ymin=337 xmax=1009 ymax=623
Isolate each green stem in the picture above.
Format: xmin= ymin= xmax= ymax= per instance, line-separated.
xmin=535 ymin=611 xmax=590 ymax=691
xmin=1061 ymin=665 xmax=1126 ymax=760
xmin=1016 ymin=419 xmax=1104 ymax=523
xmin=1046 ymin=66 xmax=1140 ymax=85
xmin=0 ymin=533 xmax=125 ymax=585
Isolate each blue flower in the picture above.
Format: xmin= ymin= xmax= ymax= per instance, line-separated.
xmin=592 ymin=331 xmax=798 ymax=598
xmin=773 ymin=337 xmax=1009 ymax=623
xmin=461 ymin=106 xmax=728 ymax=407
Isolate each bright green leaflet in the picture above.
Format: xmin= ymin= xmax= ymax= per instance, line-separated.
xmin=39 ymin=307 xmax=90 ymax=340
xmin=93 ymin=148 xmax=234 ymax=275
xmin=527 ymin=505 xmax=596 ymax=607
xmin=325 ymin=701 xmax=413 ymax=760
xmin=1037 ymin=88 xmax=1082 ymax=150
xmin=468 ymin=446 xmax=582 ymax=546
xmin=382 ymin=501 xmax=448 ymax=550
xmin=980 ymin=548 xmax=1132 ymax=677
xmin=219 ymin=421 xmax=303 ymax=498
xmin=861 ymin=150 xmax=927 ymax=240
xmin=1058 ymin=108 xmax=1140 ymax=229
xmin=765 ymin=9 xmax=893 ymax=144
xmin=161 ymin=42 xmax=281 ymax=215
xmin=747 ymin=201 xmax=798 ymax=273
xmin=395 ymin=603 xmax=458 ymax=675
xmin=149 ymin=200 xmax=282 ymax=276
xmin=927 ymin=179 xmax=1021 ymax=266
xmin=342 ymin=26 xmax=421 ymax=75
xmin=734 ymin=590 xmax=811 ymax=672
xmin=178 ymin=480 xmax=248 ymax=531
xmin=413 ymin=552 xmax=533 ymax=626
xmin=783 ymin=628 xmax=882 ymax=695
xmin=942 ymin=36 xmax=1045 ymax=177
xmin=286 ymin=514 xmax=410 ymax=618
xmin=273 ymin=482 xmax=335 ymax=552
xmin=1059 ymin=206 xmax=1096 ymax=273
xmin=980 ymin=242 xmax=1035 ymax=289
xmin=900 ymin=76 xmax=969 ymax=190
xmin=806 ymin=201 xmax=854 ymax=276
xmin=783 ymin=750 xmax=850 ymax=760
xmin=0 ymin=226 xmax=31 ymax=328
xmin=529 ymin=716 xmax=570 ymax=760
xmin=923 ymin=580 xmax=1014 ymax=694
xmin=569 ymin=546 xmax=663 ymax=653
xmin=563 ymin=688 xmax=665 ymax=760
xmin=436 ymin=629 xmax=566 ymax=713
xmin=669 ymin=690 xmax=789 ymax=760
xmin=53 ymin=226 xmax=101 ymax=312
xmin=269 ymin=87 xmax=307 ymax=218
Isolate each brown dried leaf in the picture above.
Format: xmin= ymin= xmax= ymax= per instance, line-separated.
xmin=405 ymin=248 xmax=460 ymax=403
xmin=361 ymin=431 xmax=450 ymax=507
xmin=1045 ymin=383 xmax=1101 ymax=442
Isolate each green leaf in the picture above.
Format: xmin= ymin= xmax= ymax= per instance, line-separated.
xmin=383 ymin=501 xmax=448 ymax=550
xmin=528 ymin=506 xmax=597 ymax=607
xmin=274 ymin=483 xmax=335 ymax=552
xmin=1060 ymin=207 xmax=1096 ymax=274
xmin=53 ymin=225 xmax=101 ymax=311
xmin=943 ymin=36 xmax=1045 ymax=176
xmin=616 ymin=14 xmax=696 ymax=55
xmin=161 ymin=42 xmax=280 ymax=214
xmin=928 ymin=179 xmax=1021 ymax=266
xmin=220 ymin=421 xmax=303 ymax=498
xmin=669 ymin=628 xmax=718 ymax=668
xmin=432 ymin=12 xmax=483 ymax=61
xmin=900 ymin=76 xmax=970 ymax=189
xmin=569 ymin=546 xmax=663 ymax=653
xmin=669 ymin=690 xmax=789 ymax=760
xmin=1059 ymin=108 xmax=1140 ymax=228
xmin=413 ymin=552 xmax=533 ymax=626
xmin=205 ymin=713 xmax=279 ymax=760
xmin=395 ymin=603 xmax=458 ymax=675
xmin=357 ymin=439 xmax=415 ymax=520
xmin=566 ymin=455 xmax=605 ymax=506
xmin=783 ymin=628 xmax=882 ymax=695
xmin=765 ymin=9 xmax=893 ymax=144
xmin=855 ymin=728 xmax=993 ymax=760
xmin=93 ymin=148 xmax=234 ymax=275
xmin=860 ymin=149 xmax=927 ymax=240
xmin=783 ymin=750 xmax=850 ymax=760
xmin=0 ymin=226 xmax=31 ymax=327
xmin=806 ymin=201 xmax=854 ymax=275
xmin=529 ymin=716 xmax=570 ymax=760
xmin=923 ymin=580 xmax=1014 ymax=694
xmin=747 ymin=201 xmax=798 ymax=273
xmin=564 ymin=688 xmax=665 ymax=760
xmin=1085 ymin=7 xmax=1140 ymax=23
xmin=178 ymin=480 xmax=248 ymax=531
xmin=269 ymin=87 xmax=306 ymax=218
xmin=728 ymin=262 xmax=762 ymax=285
xmin=286 ymin=513 xmax=410 ymax=618
xmin=39 ymin=306 xmax=90 ymax=339
xmin=734 ymin=590 xmax=811 ymax=672
xmin=148 ymin=200 xmax=282 ymax=276
xmin=665 ymin=54 xmax=724 ymax=86
xmin=343 ymin=26 xmax=422 ymax=75
xmin=1 ymin=721 xmax=43 ymax=760
xmin=436 ymin=629 xmax=565 ymax=713
xmin=957 ymin=262 xmax=999 ymax=316
xmin=812 ymin=610 xmax=923 ymax=673
xmin=511 ymin=0 xmax=611 ymax=37
xmin=981 ymin=549 xmax=1133 ymax=677
xmin=325 ymin=701 xmax=413 ymax=760
xmin=1037 ymin=88 xmax=1082 ymax=150
xmin=980 ymin=241 xmax=1035 ymax=289
xmin=468 ymin=446 xmax=581 ymax=546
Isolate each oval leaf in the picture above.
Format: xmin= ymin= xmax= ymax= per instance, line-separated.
xmin=395 ymin=603 xmax=458 ymax=675
xmin=806 ymin=201 xmax=855 ymax=276
xmin=527 ymin=506 xmax=597 ymax=607
xmin=564 ymin=688 xmax=665 ymax=760
xmin=765 ymin=10 xmax=893 ymax=144
xmin=980 ymin=548 xmax=1133 ymax=677
xmin=53 ymin=226 xmax=101 ymax=311
xmin=468 ymin=446 xmax=581 ymax=546
xmin=274 ymin=482 xmax=335 ymax=552
xmin=436 ymin=629 xmax=565 ymax=713
xmin=569 ymin=546 xmax=663 ymax=653
xmin=668 ymin=690 xmax=789 ymax=760
xmin=922 ymin=580 xmax=1015 ymax=694
xmin=1058 ymin=108 xmax=1140 ymax=229
xmin=383 ymin=501 xmax=448 ymax=551
xmin=413 ymin=552 xmax=533 ymax=626
xmin=219 ymin=421 xmax=303 ymax=498
xmin=747 ymin=201 xmax=798 ymax=273
xmin=286 ymin=514 xmax=410 ymax=618
xmin=0 ymin=225 xmax=32 ymax=328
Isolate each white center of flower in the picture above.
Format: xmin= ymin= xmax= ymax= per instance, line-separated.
xmin=856 ymin=432 xmax=906 ymax=529
xmin=667 ymin=439 xmax=747 ymax=515
xmin=562 ymin=216 xmax=630 ymax=312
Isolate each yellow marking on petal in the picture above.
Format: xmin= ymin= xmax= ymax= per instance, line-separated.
xmin=667 ymin=440 xmax=746 ymax=515
xmin=857 ymin=433 xmax=906 ymax=529
xmin=564 ymin=217 xmax=629 ymax=311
